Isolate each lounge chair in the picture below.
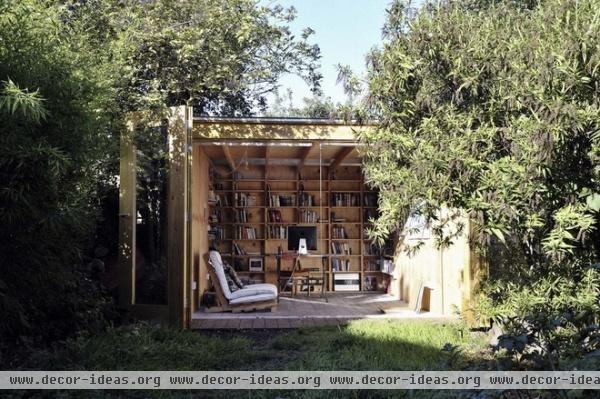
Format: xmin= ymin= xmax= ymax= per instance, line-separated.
xmin=205 ymin=250 xmax=278 ymax=313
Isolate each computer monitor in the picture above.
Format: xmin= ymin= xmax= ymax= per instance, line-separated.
xmin=287 ymin=225 xmax=317 ymax=252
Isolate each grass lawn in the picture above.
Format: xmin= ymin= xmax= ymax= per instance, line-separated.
xmin=15 ymin=320 xmax=490 ymax=399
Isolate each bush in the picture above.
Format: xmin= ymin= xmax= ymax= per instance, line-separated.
xmin=0 ymin=1 xmax=113 ymax=363
xmin=362 ymin=0 xmax=600 ymax=369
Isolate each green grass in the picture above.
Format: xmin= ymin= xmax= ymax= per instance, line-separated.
xmin=14 ymin=320 xmax=489 ymax=399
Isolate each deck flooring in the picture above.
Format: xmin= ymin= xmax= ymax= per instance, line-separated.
xmin=191 ymin=293 xmax=450 ymax=329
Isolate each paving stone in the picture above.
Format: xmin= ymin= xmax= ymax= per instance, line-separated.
xmin=277 ymin=318 xmax=292 ymax=329
xmin=264 ymin=318 xmax=279 ymax=329
xmin=212 ymin=319 xmax=229 ymax=329
xmin=252 ymin=318 xmax=266 ymax=329
xmin=225 ymin=318 xmax=241 ymax=329
xmin=239 ymin=319 xmax=253 ymax=329
xmin=192 ymin=294 xmax=421 ymax=330
xmin=288 ymin=318 xmax=303 ymax=328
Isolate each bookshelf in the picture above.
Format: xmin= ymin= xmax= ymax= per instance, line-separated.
xmin=206 ymin=160 xmax=393 ymax=291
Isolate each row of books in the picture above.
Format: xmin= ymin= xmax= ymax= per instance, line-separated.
xmin=364 ymin=276 xmax=381 ymax=291
xmin=208 ymin=191 xmax=231 ymax=207
xmin=332 ymin=226 xmax=348 ymax=239
xmin=268 ymin=209 xmax=283 ymax=223
xmin=364 ymin=259 xmax=382 ymax=271
xmin=299 ymin=209 xmax=319 ymax=223
xmin=364 ymin=243 xmax=383 ymax=256
xmin=209 ymin=209 xmax=221 ymax=223
xmin=234 ymin=192 xmax=258 ymax=207
xmin=233 ymin=242 xmax=246 ymax=255
xmin=235 ymin=226 xmax=258 ymax=240
xmin=268 ymin=225 xmax=287 ymax=239
xmin=234 ymin=209 xmax=250 ymax=223
xmin=268 ymin=194 xmax=296 ymax=207
xmin=208 ymin=225 xmax=226 ymax=240
xmin=331 ymin=193 xmax=359 ymax=207
xmin=332 ymin=258 xmax=351 ymax=271
xmin=331 ymin=242 xmax=352 ymax=255
xmin=298 ymin=192 xmax=316 ymax=206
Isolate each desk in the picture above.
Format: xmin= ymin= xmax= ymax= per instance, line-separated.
xmin=276 ymin=252 xmax=327 ymax=300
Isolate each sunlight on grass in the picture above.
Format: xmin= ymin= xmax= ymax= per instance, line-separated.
xmin=275 ymin=320 xmax=486 ymax=371
xmin=28 ymin=320 xmax=487 ymax=373
xmin=22 ymin=321 xmax=488 ymax=398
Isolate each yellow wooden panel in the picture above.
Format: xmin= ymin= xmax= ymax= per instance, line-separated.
xmin=192 ymin=121 xmax=372 ymax=141
xmin=167 ymin=106 xmax=192 ymax=328
xmin=191 ymin=146 xmax=210 ymax=309
xmin=393 ymin=209 xmax=470 ymax=316
xmin=118 ymin=118 xmax=137 ymax=309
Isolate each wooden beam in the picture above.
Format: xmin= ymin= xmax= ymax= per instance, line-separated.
xmin=167 ymin=105 xmax=192 ymax=328
xmin=118 ymin=114 xmax=138 ymax=310
xmin=297 ymin=142 xmax=316 ymax=170
xmin=222 ymin=145 xmax=236 ymax=170
xmin=329 ymin=146 xmax=355 ymax=170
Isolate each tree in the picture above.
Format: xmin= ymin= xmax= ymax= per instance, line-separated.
xmin=0 ymin=1 xmax=112 ymax=355
xmin=363 ymin=0 xmax=600 ymax=367
xmin=267 ymin=89 xmax=341 ymax=118
xmin=0 ymin=0 xmax=324 ymax=355
xmin=63 ymin=0 xmax=322 ymax=116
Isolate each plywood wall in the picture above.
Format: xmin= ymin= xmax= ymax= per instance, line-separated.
xmin=190 ymin=146 xmax=210 ymax=311
xmin=392 ymin=209 xmax=475 ymax=316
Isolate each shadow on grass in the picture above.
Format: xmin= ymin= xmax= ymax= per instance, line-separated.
xmin=11 ymin=320 xmax=488 ymax=399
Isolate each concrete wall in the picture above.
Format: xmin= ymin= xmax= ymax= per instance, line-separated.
xmin=391 ymin=209 xmax=473 ymax=316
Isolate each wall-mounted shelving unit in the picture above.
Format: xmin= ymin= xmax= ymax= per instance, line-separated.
xmin=206 ymin=156 xmax=393 ymax=292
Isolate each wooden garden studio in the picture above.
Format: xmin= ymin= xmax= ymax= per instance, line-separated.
xmin=119 ymin=106 xmax=483 ymax=329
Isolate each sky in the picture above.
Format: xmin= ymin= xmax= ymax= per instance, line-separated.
xmin=267 ymin=0 xmax=392 ymax=108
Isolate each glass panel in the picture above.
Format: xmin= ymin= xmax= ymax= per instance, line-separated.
xmin=135 ymin=124 xmax=168 ymax=305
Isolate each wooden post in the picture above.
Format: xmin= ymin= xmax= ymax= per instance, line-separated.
xmin=191 ymin=145 xmax=210 ymax=316
xmin=167 ymin=106 xmax=192 ymax=328
xmin=118 ymin=116 xmax=137 ymax=309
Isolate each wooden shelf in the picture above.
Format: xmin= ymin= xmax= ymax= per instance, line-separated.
xmin=206 ymin=156 xmax=392 ymax=292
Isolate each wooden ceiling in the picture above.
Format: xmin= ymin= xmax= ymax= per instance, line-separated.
xmin=199 ymin=142 xmax=363 ymax=167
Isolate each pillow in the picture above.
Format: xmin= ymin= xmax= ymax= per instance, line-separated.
xmin=224 ymin=262 xmax=245 ymax=289
xmin=223 ymin=262 xmax=244 ymax=292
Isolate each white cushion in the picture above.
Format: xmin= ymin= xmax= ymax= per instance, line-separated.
xmin=229 ymin=293 xmax=277 ymax=305
xmin=209 ymin=250 xmax=232 ymax=300
xmin=229 ymin=283 xmax=278 ymax=301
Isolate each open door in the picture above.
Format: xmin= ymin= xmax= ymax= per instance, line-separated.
xmin=118 ymin=106 xmax=191 ymax=327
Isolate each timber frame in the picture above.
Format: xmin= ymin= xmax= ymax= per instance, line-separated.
xmin=119 ymin=106 xmax=483 ymax=328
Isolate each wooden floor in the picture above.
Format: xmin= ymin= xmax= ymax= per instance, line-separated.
xmin=191 ymin=293 xmax=451 ymax=329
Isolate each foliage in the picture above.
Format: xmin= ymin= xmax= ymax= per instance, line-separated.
xmin=0 ymin=0 xmax=324 ymax=357
xmin=267 ymin=89 xmax=344 ymax=118
xmin=0 ymin=0 xmax=114 ymax=358
xmin=363 ymin=0 xmax=600 ymax=368
xmin=484 ymin=267 xmax=600 ymax=369
xmin=62 ymin=0 xmax=322 ymax=117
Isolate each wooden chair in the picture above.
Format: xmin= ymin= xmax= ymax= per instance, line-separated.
xmin=204 ymin=253 xmax=277 ymax=313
